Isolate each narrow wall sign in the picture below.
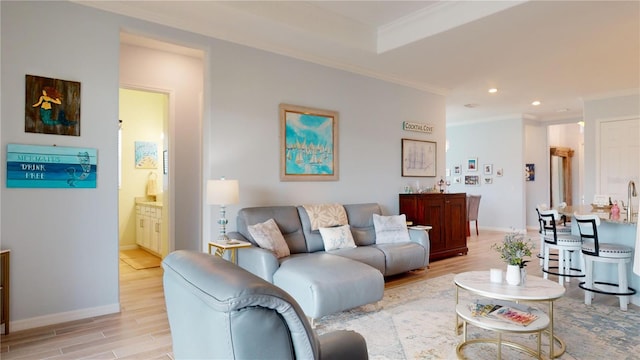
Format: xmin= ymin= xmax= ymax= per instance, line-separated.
xmin=6 ymin=144 xmax=97 ymax=188
xmin=403 ymin=121 xmax=433 ymax=134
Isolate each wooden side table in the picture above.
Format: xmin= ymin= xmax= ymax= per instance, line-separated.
xmin=1 ymin=249 xmax=10 ymax=335
xmin=208 ymin=240 xmax=252 ymax=264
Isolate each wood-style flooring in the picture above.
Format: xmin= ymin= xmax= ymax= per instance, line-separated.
xmin=1 ymin=230 xmax=632 ymax=359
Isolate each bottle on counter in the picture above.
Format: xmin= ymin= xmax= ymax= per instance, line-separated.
xmin=611 ymin=200 xmax=620 ymax=216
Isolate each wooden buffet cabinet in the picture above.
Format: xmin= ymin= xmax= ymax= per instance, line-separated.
xmin=399 ymin=193 xmax=468 ymax=261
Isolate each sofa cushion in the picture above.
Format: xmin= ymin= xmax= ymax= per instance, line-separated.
xmin=237 ymin=206 xmax=308 ymax=254
xmin=373 ymin=214 xmax=410 ymax=244
xmin=344 ymin=203 xmax=382 ymax=246
xmin=297 ymin=206 xmax=326 ymax=253
xmin=327 ymin=246 xmax=386 ymax=274
xmin=319 ymin=225 xmax=357 ymax=251
xmin=248 ymin=218 xmax=291 ymax=259
xmin=274 ymin=253 xmax=384 ymax=319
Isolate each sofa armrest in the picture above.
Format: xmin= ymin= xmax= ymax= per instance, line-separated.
xmin=227 ymin=231 xmax=280 ymax=283
xmin=318 ymin=330 xmax=368 ymax=360
xmin=235 ymin=246 xmax=280 ymax=283
xmin=408 ymin=227 xmax=431 ymax=266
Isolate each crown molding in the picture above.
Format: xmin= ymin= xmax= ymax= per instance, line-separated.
xmin=581 ymin=88 xmax=640 ymax=102
xmin=377 ymin=0 xmax=527 ymax=53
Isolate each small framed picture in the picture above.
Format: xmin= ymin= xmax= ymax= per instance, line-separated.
xmin=483 ymin=164 xmax=493 ymax=175
xmin=467 ymin=158 xmax=478 ymax=172
xmin=525 ymin=163 xmax=535 ymax=181
xmin=465 ymin=175 xmax=479 ymax=186
xmin=496 ymin=168 xmax=503 ymax=177
xmin=484 ymin=177 xmax=493 ymax=184
xmin=453 ymin=164 xmax=462 ymax=175
xmin=401 ymin=138 xmax=437 ymax=177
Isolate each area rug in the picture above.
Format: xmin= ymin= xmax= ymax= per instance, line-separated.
xmin=315 ymin=273 xmax=640 ymax=359
xmin=119 ymin=249 xmax=161 ymax=270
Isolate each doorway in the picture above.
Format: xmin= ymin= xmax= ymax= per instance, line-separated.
xmin=118 ymin=88 xmax=169 ymax=262
xmin=118 ymin=32 xmax=205 ymax=277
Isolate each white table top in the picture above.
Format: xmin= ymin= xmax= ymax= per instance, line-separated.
xmin=454 ymin=271 xmax=566 ymax=301
xmin=208 ymin=240 xmax=252 ymax=249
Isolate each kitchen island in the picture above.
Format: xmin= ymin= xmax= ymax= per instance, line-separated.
xmin=559 ymin=205 xmax=638 ymax=306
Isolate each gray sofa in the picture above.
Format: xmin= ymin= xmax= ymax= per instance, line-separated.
xmin=227 ymin=203 xmax=430 ymax=321
xmin=163 ymin=250 xmax=369 ymax=360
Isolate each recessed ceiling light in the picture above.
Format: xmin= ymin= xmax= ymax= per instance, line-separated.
xmin=531 ymin=100 xmax=541 ymax=106
xmin=464 ymin=103 xmax=479 ymax=108
xmin=556 ymin=108 xmax=570 ymax=112
xmin=488 ymin=88 xmax=498 ymax=94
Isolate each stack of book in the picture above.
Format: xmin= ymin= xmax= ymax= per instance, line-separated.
xmin=468 ymin=300 xmax=538 ymax=326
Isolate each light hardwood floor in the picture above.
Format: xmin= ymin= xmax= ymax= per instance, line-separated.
xmin=0 ymin=230 xmax=631 ymax=359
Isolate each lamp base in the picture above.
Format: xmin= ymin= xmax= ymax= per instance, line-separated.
xmin=216 ymin=234 xmax=231 ymax=243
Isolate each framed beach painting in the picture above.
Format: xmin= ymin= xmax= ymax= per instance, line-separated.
xmin=280 ymin=104 xmax=338 ymax=181
xmin=402 ymin=139 xmax=436 ymax=177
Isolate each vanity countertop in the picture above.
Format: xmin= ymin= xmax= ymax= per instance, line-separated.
xmin=136 ymin=201 xmax=163 ymax=207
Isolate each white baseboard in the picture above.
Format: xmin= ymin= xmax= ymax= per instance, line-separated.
xmin=10 ymin=303 xmax=120 ymax=332
xmin=478 ymin=226 xmax=527 ymax=233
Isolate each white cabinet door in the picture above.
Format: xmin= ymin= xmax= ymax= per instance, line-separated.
xmin=599 ymin=118 xmax=640 ymax=203
xmin=136 ymin=205 xmax=162 ymax=254
xmin=150 ymin=217 xmax=161 ymax=253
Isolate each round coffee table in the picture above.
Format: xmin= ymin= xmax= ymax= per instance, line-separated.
xmin=454 ymin=271 xmax=566 ymax=359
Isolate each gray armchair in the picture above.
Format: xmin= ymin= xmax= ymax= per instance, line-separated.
xmin=162 ymin=250 xmax=369 ymax=360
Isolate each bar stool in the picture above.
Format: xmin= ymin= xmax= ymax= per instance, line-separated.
xmin=536 ymin=204 xmax=571 ymax=266
xmin=574 ymin=213 xmax=636 ymax=311
xmin=539 ymin=209 xmax=584 ymax=285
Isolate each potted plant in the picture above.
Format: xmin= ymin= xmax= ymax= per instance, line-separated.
xmin=491 ymin=231 xmax=534 ymax=285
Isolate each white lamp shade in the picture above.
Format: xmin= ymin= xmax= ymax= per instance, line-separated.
xmin=207 ymin=179 xmax=239 ymax=205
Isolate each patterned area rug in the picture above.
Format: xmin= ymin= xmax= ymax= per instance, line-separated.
xmin=119 ymin=249 xmax=161 ymax=270
xmin=315 ymin=273 xmax=640 ymax=359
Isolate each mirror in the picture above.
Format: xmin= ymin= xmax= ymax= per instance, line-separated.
xmin=550 ymin=147 xmax=573 ymax=207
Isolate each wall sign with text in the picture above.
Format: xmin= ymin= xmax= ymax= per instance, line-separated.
xmin=403 ymin=121 xmax=433 ymax=134
xmin=6 ymin=144 xmax=97 ymax=188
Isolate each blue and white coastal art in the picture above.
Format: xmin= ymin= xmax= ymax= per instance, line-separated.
xmin=6 ymin=144 xmax=97 ymax=188
xmin=281 ymin=104 xmax=338 ymax=181
xmin=135 ymin=141 xmax=158 ymax=169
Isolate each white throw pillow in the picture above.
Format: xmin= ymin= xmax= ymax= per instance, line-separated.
xmin=319 ymin=225 xmax=357 ymax=251
xmin=247 ymin=218 xmax=290 ymax=258
xmin=373 ymin=214 xmax=410 ymax=244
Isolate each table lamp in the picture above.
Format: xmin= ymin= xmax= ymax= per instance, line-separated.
xmin=207 ymin=177 xmax=239 ymax=242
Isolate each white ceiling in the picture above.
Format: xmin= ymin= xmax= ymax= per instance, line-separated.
xmin=79 ymin=0 xmax=640 ymax=124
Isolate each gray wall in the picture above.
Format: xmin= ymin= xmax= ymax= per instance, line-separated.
xmin=1 ymin=1 xmax=445 ymax=330
xmin=525 ymin=121 xmax=549 ymax=228
xmin=1 ymin=2 xmax=121 ymax=327
xmin=446 ymin=118 xmax=526 ymax=231
xmin=207 ymin=40 xmax=446 ymax=236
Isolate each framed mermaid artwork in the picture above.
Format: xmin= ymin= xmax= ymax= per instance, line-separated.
xmin=25 ymin=74 xmax=81 ymax=136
